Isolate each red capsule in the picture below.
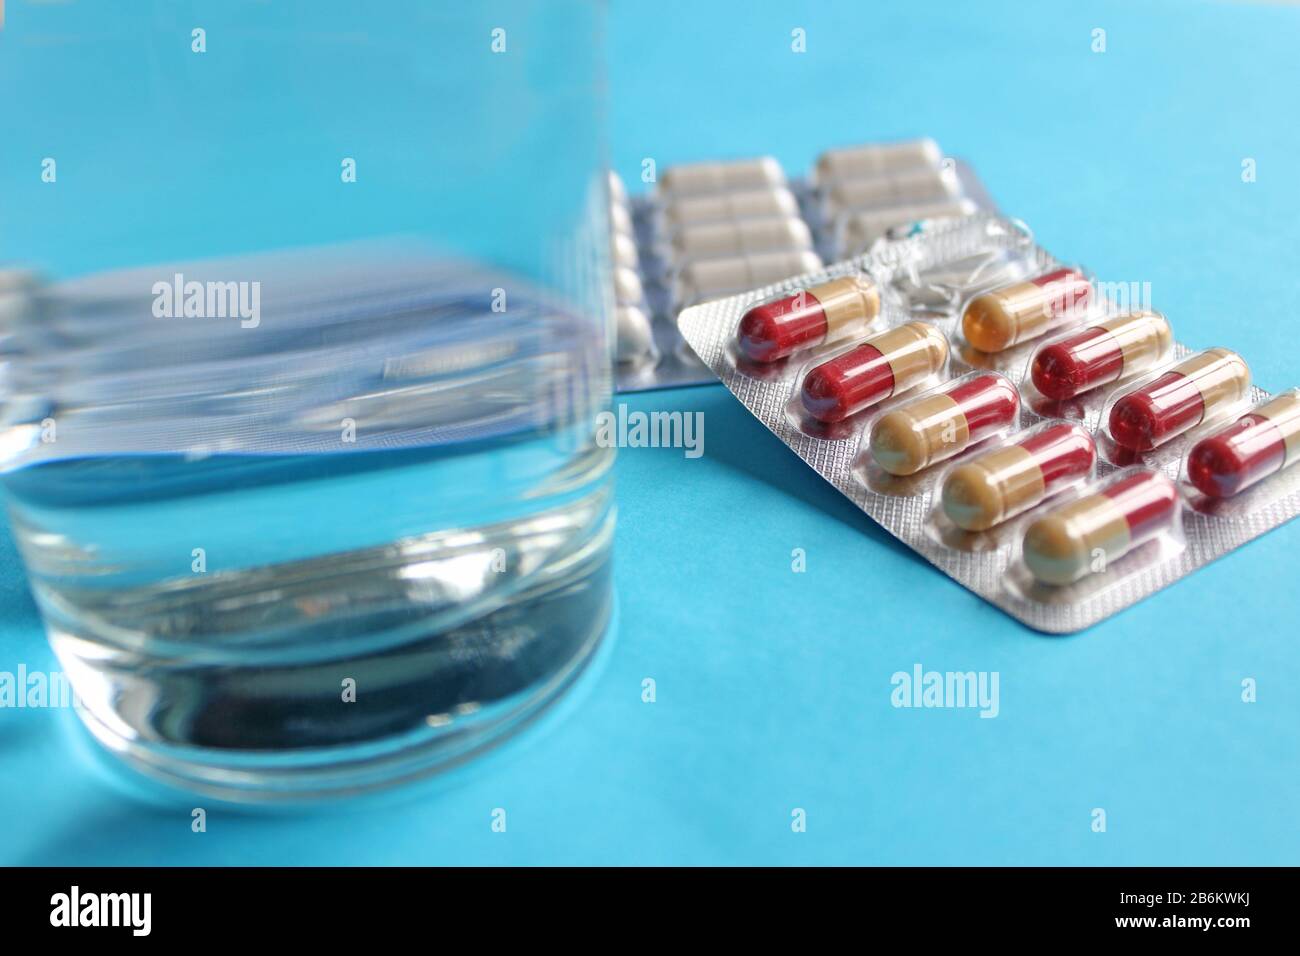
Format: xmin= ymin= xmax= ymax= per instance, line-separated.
xmin=1023 ymin=471 xmax=1179 ymax=585
xmin=1031 ymin=311 xmax=1173 ymax=401
xmin=737 ymin=274 xmax=879 ymax=362
xmin=1108 ymin=349 xmax=1251 ymax=452
xmin=800 ymin=322 xmax=949 ymax=423
xmin=1186 ymin=389 xmax=1300 ymax=497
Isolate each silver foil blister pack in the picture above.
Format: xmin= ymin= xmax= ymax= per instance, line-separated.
xmin=678 ymin=213 xmax=1300 ymax=632
xmin=611 ymin=139 xmax=997 ymax=393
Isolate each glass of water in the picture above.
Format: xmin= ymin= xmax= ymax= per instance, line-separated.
xmin=0 ymin=1 xmax=613 ymax=800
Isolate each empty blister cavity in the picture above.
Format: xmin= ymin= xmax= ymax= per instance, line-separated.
xmin=889 ymin=246 xmax=1039 ymax=318
xmin=836 ymin=198 xmax=978 ymax=258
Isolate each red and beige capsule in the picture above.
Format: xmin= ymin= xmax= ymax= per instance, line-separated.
xmin=961 ymin=267 xmax=1091 ymax=353
xmin=942 ymin=422 xmax=1097 ymax=531
xmin=1023 ymin=471 xmax=1179 ymax=585
xmin=869 ymin=373 xmax=1020 ymax=476
xmin=1107 ymin=348 xmax=1251 ymax=452
xmin=800 ymin=322 xmax=949 ymax=423
xmin=1186 ymin=388 xmax=1300 ymax=497
xmin=1030 ymin=310 xmax=1174 ymax=401
xmin=736 ymin=273 xmax=880 ymax=362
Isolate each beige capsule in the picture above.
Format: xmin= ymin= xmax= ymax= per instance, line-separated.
xmin=660 ymin=187 xmax=800 ymax=231
xmin=822 ymin=165 xmax=958 ymax=218
xmin=658 ymin=157 xmax=785 ymax=198
xmin=814 ymin=139 xmax=942 ymax=186
xmin=668 ymin=216 xmax=812 ymax=265
xmin=674 ymin=250 xmax=824 ymax=307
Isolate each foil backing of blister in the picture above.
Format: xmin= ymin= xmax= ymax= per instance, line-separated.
xmin=678 ymin=213 xmax=1300 ymax=632
xmin=616 ymin=158 xmax=996 ymax=393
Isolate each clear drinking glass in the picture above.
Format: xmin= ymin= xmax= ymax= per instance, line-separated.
xmin=0 ymin=1 xmax=614 ymax=801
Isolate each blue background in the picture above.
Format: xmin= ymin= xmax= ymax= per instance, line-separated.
xmin=2 ymin=0 xmax=1298 ymax=864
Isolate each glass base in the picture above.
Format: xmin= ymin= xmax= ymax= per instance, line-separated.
xmin=47 ymin=490 xmax=615 ymax=804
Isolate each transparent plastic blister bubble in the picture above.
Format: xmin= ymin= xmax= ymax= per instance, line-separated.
xmin=676 ymin=213 xmax=1300 ymax=632
xmin=1006 ymin=467 xmax=1185 ymax=604
xmin=1181 ymin=388 xmax=1300 ymax=520
xmin=1098 ymin=347 xmax=1253 ymax=462
xmin=1022 ymin=310 xmax=1175 ymax=417
xmin=613 ymin=139 xmax=999 ymax=393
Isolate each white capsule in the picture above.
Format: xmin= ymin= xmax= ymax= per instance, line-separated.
xmin=814 ymin=139 xmax=943 ymax=185
xmin=614 ymin=266 xmax=645 ymax=306
xmin=0 ymin=271 xmax=40 ymax=327
xmin=836 ymin=198 xmax=978 ymax=257
xmin=616 ymin=305 xmax=656 ymax=365
xmin=674 ymin=250 xmax=823 ymax=307
xmin=658 ymin=157 xmax=785 ymax=198
xmin=607 ymin=171 xmax=628 ymax=206
xmin=610 ymin=201 xmax=635 ymax=239
xmin=612 ymin=230 xmax=640 ymax=271
xmin=659 ymin=187 xmax=800 ymax=232
xmin=821 ymin=165 xmax=959 ymax=218
xmin=668 ymin=216 xmax=812 ymax=265
xmin=0 ymin=270 xmax=40 ymax=294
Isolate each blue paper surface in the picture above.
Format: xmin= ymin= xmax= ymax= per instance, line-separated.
xmin=2 ymin=0 xmax=1298 ymax=865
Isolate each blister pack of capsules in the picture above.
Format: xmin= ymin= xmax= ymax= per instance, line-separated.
xmin=678 ymin=213 xmax=1300 ymax=632
xmin=610 ymin=138 xmax=996 ymax=393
